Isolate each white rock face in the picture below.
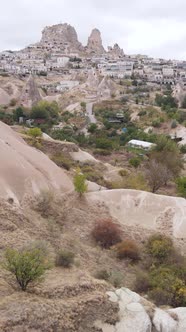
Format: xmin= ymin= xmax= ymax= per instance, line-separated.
xmin=96 ymin=288 xmax=151 ymax=332
xmin=153 ymin=309 xmax=177 ymax=332
xmin=168 ymin=308 xmax=186 ymax=332
xmin=0 ymin=121 xmax=73 ymax=202
xmin=96 ymin=288 xmax=186 ymax=332
xmin=40 ymin=23 xmax=83 ymax=53
xmin=87 ymin=190 xmax=186 ymax=240
xmin=87 ymin=28 xmax=105 ymax=54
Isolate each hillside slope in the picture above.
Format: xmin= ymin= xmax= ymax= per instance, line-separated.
xmin=87 ymin=190 xmax=186 ymax=248
xmin=0 ymin=121 xmax=73 ymax=203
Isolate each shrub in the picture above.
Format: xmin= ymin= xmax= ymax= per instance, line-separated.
xmin=92 ymin=219 xmax=121 ymax=248
xmin=115 ymin=240 xmax=140 ymax=262
xmin=109 ymin=270 xmax=123 ymax=287
xmin=51 ymin=153 xmax=73 ymax=170
xmin=148 ymin=288 xmax=173 ymax=306
xmin=73 ymin=169 xmax=88 ymax=196
xmin=10 ymin=98 xmax=17 ymax=107
xmin=95 ymin=269 xmax=110 ymax=281
xmin=129 ymin=157 xmax=141 ymax=168
xmin=180 ymin=145 xmax=186 ymax=154
xmin=55 ymin=250 xmax=75 ymax=268
xmin=35 ymin=190 xmax=54 ymax=217
xmin=146 ymin=234 xmax=174 ymax=262
xmin=134 ymin=271 xmax=151 ymax=293
xmin=138 ymin=110 xmax=147 ymax=117
xmin=111 ymin=173 xmax=149 ymax=191
xmin=171 ymin=120 xmax=177 ymax=129
xmin=88 ymin=123 xmax=97 ymax=133
xmin=152 ymin=119 xmax=161 ymax=128
xmin=28 ymin=127 xmax=42 ymax=138
xmin=4 ymin=244 xmax=50 ymax=291
xmin=176 ymin=177 xmax=186 ymax=198
xmin=96 ymin=138 xmax=113 ymax=150
xmin=148 ymin=266 xmax=186 ymax=307
xmin=93 ymin=149 xmax=112 ymax=156
xmin=118 ymin=169 xmax=128 ymax=177
xmin=80 ymin=101 xmax=86 ymax=110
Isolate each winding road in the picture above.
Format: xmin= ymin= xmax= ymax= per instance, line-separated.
xmin=86 ymin=102 xmax=97 ymax=124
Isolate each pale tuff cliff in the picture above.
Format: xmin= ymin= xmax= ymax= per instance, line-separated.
xmin=40 ymin=23 xmax=83 ymax=53
xmin=29 ymin=23 xmax=124 ymax=56
xmin=86 ymin=28 xmax=106 ymax=54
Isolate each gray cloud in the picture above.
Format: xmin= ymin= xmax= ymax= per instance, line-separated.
xmin=1 ymin=0 xmax=186 ymax=59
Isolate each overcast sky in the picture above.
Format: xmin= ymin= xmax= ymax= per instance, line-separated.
xmin=1 ymin=0 xmax=186 ymax=59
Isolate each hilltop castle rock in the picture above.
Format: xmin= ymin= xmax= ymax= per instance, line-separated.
xmin=27 ymin=23 xmax=123 ymax=57
xmin=39 ymin=23 xmax=83 ymax=53
xmin=86 ymin=28 xmax=106 ymax=54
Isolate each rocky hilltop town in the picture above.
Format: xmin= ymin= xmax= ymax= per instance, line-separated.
xmin=0 ymin=22 xmax=186 ymax=84
xmin=0 ymin=22 xmax=186 ymax=332
xmin=1 ymin=23 xmax=186 ymax=107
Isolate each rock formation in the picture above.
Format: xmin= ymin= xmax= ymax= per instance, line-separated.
xmin=19 ymin=75 xmax=42 ymax=108
xmin=96 ymin=288 xmax=186 ymax=332
xmin=108 ymin=43 xmax=124 ymax=58
xmin=97 ymin=76 xmax=118 ymax=98
xmin=40 ymin=23 xmax=83 ymax=53
xmin=0 ymin=121 xmax=73 ymax=203
xmin=87 ymin=189 xmax=186 ymax=246
xmin=86 ymin=28 xmax=105 ymax=54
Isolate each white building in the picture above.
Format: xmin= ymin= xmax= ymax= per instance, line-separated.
xmin=56 ymin=80 xmax=79 ymax=92
xmin=128 ymin=139 xmax=155 ymax=150
xmin=57 ymin=57 xmax=69 ymax=67
xmin=162 ymin=67 xmax=174 ymax=77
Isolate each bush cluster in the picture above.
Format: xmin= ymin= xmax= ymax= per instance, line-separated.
xmin=95 ymin=269 xmax=123 ymax=287
xmin=134 ymin=233 xmax=186 ymax=307
xmin=115 ymin=240 xmax=140 ymax=262
xmin=51 ymin=153 xmax=73 ymax=170
xmin=55 ymin=250 xmax=75 ymax=268
xmin=129 ymin=157 xmax=141 ymax=168
xmin=92 ymin=219 xmax=121 ymax=248
xmin=146 ymin=234 xmax=173 ymax=262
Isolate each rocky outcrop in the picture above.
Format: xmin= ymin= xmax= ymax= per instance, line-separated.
xmin=40 ymin=23 xmax=83 ymax=53
xmin=87 ymin=190 xmax=186 ymax=246
xmin=96 ymin=288 xmax=186 ymax=332
xmin=0 ymin=121 xmax=73 ymax=203
xmin=97 ymin=76 xmax=118 ymax=98
xmin=86 ymin=28 xmax=105 ymax=54
xmin=19 ymin=74 xmax=41 ymax=108
xmin=108 ymin=43 xmax=125 ymax=58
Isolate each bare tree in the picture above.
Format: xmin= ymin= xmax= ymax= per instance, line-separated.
xmin=146 ymin=160 xmax=172 ymax=193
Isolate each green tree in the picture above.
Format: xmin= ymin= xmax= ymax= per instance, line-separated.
xmin=155 ymin=93 xmax=178 ymax=109
xmin=28 ymin=127 xmax=42 ymax=138
xmin=4 ymin=245 xmax=50 ymax=291
xmin=150 ymin=136 xmax=183 ymax=178
xmin=176 ymin=177 xmax=186 ymax=198
xmin=13 ymin=107 xmax=25 ymax=122
xmin=96 ymin=138 xmax=113 ymax=150
xmin=129 ymin=157 xmax=141 ymax=168
xmin=31 ymin=101 xmax=59 ymax=121
xmin=73 ymin=169 xmax=88 ymax=196
xmin=146 ymin=160 xmax=172 ymax=193
xmin=88 ymin=123 xmax=97 ymax=133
